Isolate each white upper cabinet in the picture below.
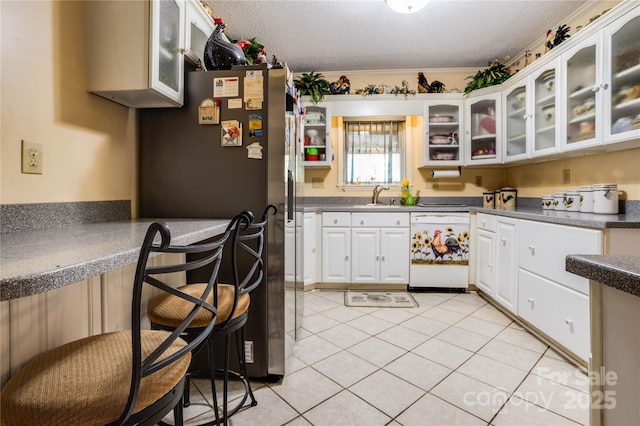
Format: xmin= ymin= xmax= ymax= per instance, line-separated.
xmin=503 ymin=59 xmax=562 ymax=163
xmin=503 ymin=78 xmax=530 ymax=162
xmin=185 ymin=0 xmax=216 ymax=68
xmin=301 ymin=103 xmax=332 ymax=167
xmin=86 ymin=0 xmax=191 ymax=108
xmin=603 ymin=8 xmax=640 ymax=145
xmin=465 ymin=89 xmax=502 ymax=165
xmin=561 ymin=31 xmax=604 ymax=152
xmin=423 ymin=99 xmax=464 ymax=167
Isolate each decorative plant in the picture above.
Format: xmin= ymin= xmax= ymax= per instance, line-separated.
xmin=355 ymin=84 xmax=386 ymax=96
xmin=400 ymin=179 xmax=420 ymax=206
xmin=390 ymin=80 xmax=416 ymax=97
xmin=464 ymin=59 xmax=512 ymax=94
xmin=294 ymin=71 xmax=330 ymax=104
xmin=230 ymin=37 xmax=265 ymax=65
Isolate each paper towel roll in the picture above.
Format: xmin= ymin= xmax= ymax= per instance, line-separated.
xmin=431 ymin=169 xmax=461 ymax=178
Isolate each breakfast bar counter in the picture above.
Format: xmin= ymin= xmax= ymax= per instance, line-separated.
xmin=0 ymin=219 xmax=231 ymax=301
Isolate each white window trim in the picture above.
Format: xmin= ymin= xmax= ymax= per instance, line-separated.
xmin=336 ymin=116 xmax=414 ymax=192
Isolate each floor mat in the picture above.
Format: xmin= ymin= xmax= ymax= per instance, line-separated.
xmin=344 ymin=291 xmax=418 ymax=308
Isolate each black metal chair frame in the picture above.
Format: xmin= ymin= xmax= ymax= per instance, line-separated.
xmin=152 ymin=205 xmax=276 ymax=426
xmin=118 ymin=221 xmax=232 ymax=425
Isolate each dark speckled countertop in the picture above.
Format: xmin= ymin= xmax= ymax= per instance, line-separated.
xmin=0 ymin=219 xmax=230 ymax=301
xmin=566 ymin=255 xmax=640 ymax=298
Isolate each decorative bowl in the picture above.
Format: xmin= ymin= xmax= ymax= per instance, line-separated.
xmin=430 ymin=115 xmax=454 ymax=123
xmin=541 ymin=103 xmax=555 ymax=125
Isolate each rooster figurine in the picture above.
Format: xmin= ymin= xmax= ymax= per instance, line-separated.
xmin=431 ymin=229 xmax=461 ymax=262
xmin=417 ymin=72 xmax=446 ymax=93
xmin=329 ymin=76 xmax=351 ymax=95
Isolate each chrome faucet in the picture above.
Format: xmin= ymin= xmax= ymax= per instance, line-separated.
xmin=372 ymin=184 xmax=390 ymax=204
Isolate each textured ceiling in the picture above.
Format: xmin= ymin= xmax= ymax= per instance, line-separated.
xmin=204 ymin=0 xmax=591 ymax=73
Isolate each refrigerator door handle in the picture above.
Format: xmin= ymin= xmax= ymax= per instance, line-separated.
xmin=287 ymin=169 xmax=294 ymax=221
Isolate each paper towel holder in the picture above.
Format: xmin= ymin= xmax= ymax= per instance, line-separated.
xmin=431 ymin=167 xmax=462 ymax=178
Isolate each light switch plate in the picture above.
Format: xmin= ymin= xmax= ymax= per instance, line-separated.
xmin=21 ymin=140 xmax=43 ymax=174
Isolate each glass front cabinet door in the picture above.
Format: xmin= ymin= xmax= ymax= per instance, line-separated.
xmin=561 ymin=32 xmax=603 ymax=152
xmin=150 ymin=0 xmax=186 ymax=104
xmin=531 ymin=60 xmax=562 ymax=158
xmin=503 ymin=79 xmax=529 ymax=162
xmin=185 ymin=0 xmax=215 ymax=68
xmin=604 ymin=8 xmax=640 ymax=145
xmin=465 ymin=91 xmax=501 ymax=165
xmin=423 ymin=99 xmax=464 ymax=166
xmin=302 ymin=103 xmax=332 ymax=167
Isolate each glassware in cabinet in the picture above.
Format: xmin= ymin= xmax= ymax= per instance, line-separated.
xmin=605 ymin=11 xmax=640 ymax=143
xmin=423 ymin=100 xmax=463 ymax=166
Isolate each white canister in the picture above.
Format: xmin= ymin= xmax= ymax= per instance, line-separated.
xmin=500 ymin=187 xmax=517 ymax=210
xmin=542 ymin=195 xmax=554 ymax=210
xmin=592 ymin=183 xmax=618 ymax=214
xmin=483 ymin=191 xmax=495 ymax=209
xmin=553 ymin=192 xmax=566 ymax=211
xmin=565 ymin=190 xmax=580 ymax=211
xmin=579 ymin=185 xmax=593 ymax=213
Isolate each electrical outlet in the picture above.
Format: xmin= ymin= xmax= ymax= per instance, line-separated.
xmin=312 ymin=177 xmax=324 ymax=188
xmin=475 ymin=176 xmax=483 ymax=186
xmin=21 ymin=140 xmax=43 ymax=174
xmin=563 ymin=168 xmax=571 ymax=184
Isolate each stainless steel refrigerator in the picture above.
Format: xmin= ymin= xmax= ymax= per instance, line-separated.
xmin=139 ymin=65 xmax=303 ymax=380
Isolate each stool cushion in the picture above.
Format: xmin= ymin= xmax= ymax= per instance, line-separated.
xmin=0 ymin=330 xmax=189 ymax=426
xmin=148 ymin=284 xmax=250 ymax=329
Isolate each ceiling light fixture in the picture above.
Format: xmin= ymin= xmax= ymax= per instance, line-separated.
xmin=385 ymin=0 xmax=429 ymax=14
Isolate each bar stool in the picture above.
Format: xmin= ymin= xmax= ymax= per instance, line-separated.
xmin=0 ymin=220 xmax=232 ymax=426
xmin=148 ymin=205 xmax=277 ymax=425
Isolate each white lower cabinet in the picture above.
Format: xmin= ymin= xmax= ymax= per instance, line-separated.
xmin=321 ymin=212 xmax=409 ymax=284
xmin=302 ymin=212 xmax=318 ymax=286
xmin=519 ymin=220 xmax=602 ymax=295
xmin=518 ymin=269 xmax=590 ymax=360
xmin=474 ymin=213 xmax=604 ymax=364
xmin=322 ymin=212 xmax=351 ymax=283
xmin=495 ymin=217 xmax=519 ymax=314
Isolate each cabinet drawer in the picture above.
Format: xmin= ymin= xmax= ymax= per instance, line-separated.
xmin=519 ymin=220 xmax=602 ymax=294
xmin=351 ymin=213 xmax=410 ymax=227
xmin=476 ymin=213 xmax=496 ymax=232
xmin=322 ymin=212 xmax=351 ymax=227
xmin=518 ymin=269 xmax=589 ymax=362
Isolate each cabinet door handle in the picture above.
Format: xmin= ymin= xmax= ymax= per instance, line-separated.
xmin=360 ymin=220 xmax=364 ymax=225
xmin=333 ymin=219 xmax=338 ymax=224
xmin=481 ymin=220 xmax=486 ymax=227
xmin=528 ymin=245 xmax=535 ymax=254
xmin=345 ymin=255 xmax=349 ymax=261
xmin=381 ymin=255 xmax=386 ymax=261
xmin=527 ymin=297 xmax=535 ymax=303
xmin=488 ymin=263 xmax=493 ymax=269
xmin=600 ymin=82 xmax=609 ymax=90
xmin=591 ymin=85 xmax=600 ymax=92
xmin=396 ymin=220 xmax=400 ymax=225
xmin=312 ymin=247 xmax=316 ymax=253
xmin=565 ymin=319 xmax=574 ymax=326
xmin=501 ymin=238 xmax=507 ymax=245
xmin=376 ymin=255 xmax=380 ymax=261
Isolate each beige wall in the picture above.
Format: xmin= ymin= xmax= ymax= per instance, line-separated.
xmin=0 ymin=1 xmax=137 ymax=213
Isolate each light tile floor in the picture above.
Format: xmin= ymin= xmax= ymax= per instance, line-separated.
xmin=171 ymin=291 xmax=590 ymax=426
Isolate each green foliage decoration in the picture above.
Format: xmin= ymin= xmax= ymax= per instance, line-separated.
xmin=294 ymin=71 xmax=330 ymax=104
xmin=464 ymin=59 xmax=512 ymax=94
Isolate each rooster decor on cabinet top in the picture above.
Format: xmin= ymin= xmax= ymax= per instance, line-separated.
xmin=417 ymin=72 xmax=446 ymax=93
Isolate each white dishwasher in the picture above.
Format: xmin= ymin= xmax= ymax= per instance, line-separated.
xmin=409 ymin=213 xmax=470 ymax=290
